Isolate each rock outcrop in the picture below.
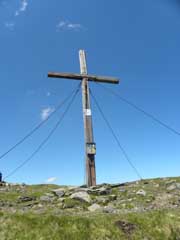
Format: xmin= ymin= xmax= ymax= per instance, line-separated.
xmin=1 ymin=177 xmax=180 ymax=215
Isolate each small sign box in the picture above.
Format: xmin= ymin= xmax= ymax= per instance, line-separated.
xmin=86 ymin=142 xmax=96 ymax=155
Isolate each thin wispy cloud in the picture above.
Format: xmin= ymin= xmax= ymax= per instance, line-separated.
xmin=45 ymin=177 xmax=57 ymax=183
xmin=56 ymin=20 xmax=84 ymax=32
xmin=41 ymin=107 xmax=55 ymax=121
xmin=15 ymin=0 xmax=28 ymax=17
xmin=4 ymin=22 xmax=15 ymax=30
xmin=4 ymin=0 xmax=28 ymax=30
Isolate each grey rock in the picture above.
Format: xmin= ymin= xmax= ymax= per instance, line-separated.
xmin=37 ymin=203 xmax=43 ymax=208
xmin=45 ymin=193 xmax=55 ymax=198
xmin=89 ymin=183 xmax=109 ymax=190
xmin=0 ymin=188 xmax=8 ymax=192
xmin=88 ymin=186 xmax=112 ymax=195
xmin=70 ymin=191 xmax=91 ymax=203
xmin=18 ymin=196 xmax=36 ymax=202
xmin=167 ymin=183 xmax=180 ymax=191
xmin=167 ymin=184 xmax=177 ymax=191
xmin=166 ymin=180 xmax=176 ymax=185
xmin=176 ymin=183 xmax=180 ymax=189
xmin=40 ymin=195 xmax=54 ymax=202
xmin=66 ymin=186 xmax=77 ymax=191
xmin=57 ymin=197 xmax=65 ymax=203
xmin=52 ymin=189 xmax=65 ymax=197
xmin=98 ymin=186 xmax=112 ymax=195
xmin=119 ymin=188 xmax=126 ymax=193
xmin=88 ymin=203 xmax=101 ymax=212
xmin=136 ymin=189 xmax=146 ymax=196
xmin=103 ymin=205 xmax=118 ymax=214
xmin=96 ymin=196 xmax=109 ymax=204
xmin=73 ymin=188 xmax=88 ymax=193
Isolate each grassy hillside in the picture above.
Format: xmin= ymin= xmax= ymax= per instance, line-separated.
xmin=1 ymin=209 xmax=180 ymax=239
xmin=1 ymin=177 xmax=180 ymax=239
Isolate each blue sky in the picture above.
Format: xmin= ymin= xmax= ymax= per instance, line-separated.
xmin=0 ymin=0 xmax=180 ymax=185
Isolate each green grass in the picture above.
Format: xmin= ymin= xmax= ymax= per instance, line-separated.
xmin=1 ymin=209 xmax=180 ymax=239
xmin=25 ymin=184 xmax=60 ymax=198
xmin=63 ymin=198 xmax=89 ymax=210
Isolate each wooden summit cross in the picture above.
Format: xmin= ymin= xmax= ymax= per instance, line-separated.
xmin=48 ymin=50 xmax=119 ymax=187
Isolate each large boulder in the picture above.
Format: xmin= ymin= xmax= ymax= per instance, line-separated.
xmin=70 ymin=191 xmax=91 ymax=203
xmin=167 ymin=183 xmax=180 ymax=191
xmin=52 ymin=189 xmax=65 ymax=197
xmin=167 ymin=184 xmax=177 ymax=191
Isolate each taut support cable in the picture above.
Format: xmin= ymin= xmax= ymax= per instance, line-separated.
xmin=90 ymin=89 xmax=143 ymax=180
xmin=0 ymin=84 xmax=81 ymax=162
xmin=3 ymin=84 xmax=81 ymax=181
xmin=96 ymin=83 xmax=180 ymax=137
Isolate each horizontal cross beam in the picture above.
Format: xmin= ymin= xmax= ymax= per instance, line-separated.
xmin=48 ymin=72 xmax=119 ymax=84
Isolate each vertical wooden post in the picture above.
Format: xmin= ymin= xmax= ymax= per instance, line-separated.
xmin=79 ymin=50 xmax=96 ymax=187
